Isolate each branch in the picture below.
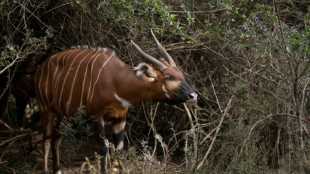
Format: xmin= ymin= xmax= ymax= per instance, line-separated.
xmin=0 ymin=54 xmax=19 ymax=75
xmin=209 ymin=75 xmax=222 ymax=113
xmin=184 ymin=103 xmax=198 ymax=167
xmin=197 ymin=96 xmax=233 ymax=169
xmin=0 ymin=119 xmax=13 ymax=131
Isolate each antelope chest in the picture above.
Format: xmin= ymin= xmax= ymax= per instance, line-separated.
xmin=103 ymin=105 xmax=128 ymax=121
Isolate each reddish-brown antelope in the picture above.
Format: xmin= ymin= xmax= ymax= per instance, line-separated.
xmin=35 ymin=30 xmax=197 ymax=174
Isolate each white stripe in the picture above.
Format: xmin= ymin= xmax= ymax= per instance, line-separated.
xmin=38 ymin=62 xmax=47 ymax=111
xmin=52 ymin=51 xmax=70 ymax=90
xmin=54 ymin=50 xmax=76 ymax=108
xmin=58 ymin=50 xmax=88 ymax=115
xmin=51 ymin=51 xmax=68 ymax=106
xmin=34 ymin=70 xmax=45 ymax=112
xmin=89 ymin=51 xmax=114 ymax=108
xmin=162 ymin=84 xmax=171 ymax=98
xmin=43 ymin=57 xmax=54 ymax=109
xmin=80 ymin=50 xmax=101 ymax=106
xmin=116 ymin=141 xmax=124 ymax=151
xmin=87 ymin=49 xmax=107 ymax=107
xmin=113 ymin=121 xmax=126 ymax=134
xmin=66 ymin=51 xmax=94 ymax=115
xmin=37 ymin=100 xmax=44 ymax=112
xmin=99 ymin=117 xmax=105 ymax=140
xmin=114 ymin=93 xmax=131 ymax=108
xmin=100 ymin=117 xmax=105 ymax=127
xmin=54 ymin=50 xmax=75 ymax=97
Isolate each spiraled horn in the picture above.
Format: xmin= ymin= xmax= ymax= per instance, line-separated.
xmin=131 ymin=40 xmax=167 ymax=70
xmin=150 ymin=30 xmax=176 ymax=67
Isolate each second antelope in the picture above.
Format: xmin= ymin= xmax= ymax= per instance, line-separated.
xmin=35 ymin=30 xmax=198 ymax=174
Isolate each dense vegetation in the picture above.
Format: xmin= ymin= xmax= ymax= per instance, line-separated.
xmin=1 ymin=0 xmax=310 ymax=173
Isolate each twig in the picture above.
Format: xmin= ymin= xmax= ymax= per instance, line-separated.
xmin=0 ymin=119 xmax=13 ymax=131
xmin=197 ymin=96 xmax=233 ymax=169
xmin=0 ymin=54 xmax=18 ymax=102
xmin=297 ymin=75 xmax=310 ymax=162
xmin=199 ymin=127 xmax=216 ymax=146
xmin=183 ymin=103 xmax=198 ymax=167
xmin=0 ymin=54 xmax=19 ymax=75
xmin=17 ymin=1 xmax=51 ymax=30
xmin=0 ymin=133 xmax=30 ymax=147
xmin=209 ymin=75 xmax=222 ymax=113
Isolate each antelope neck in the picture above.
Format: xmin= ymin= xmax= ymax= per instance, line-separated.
xmin=114 ymin=65 xmax=164 ymax=105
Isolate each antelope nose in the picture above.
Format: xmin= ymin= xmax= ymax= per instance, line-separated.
xmin=187 ymin=92 xmax=198 ymax=102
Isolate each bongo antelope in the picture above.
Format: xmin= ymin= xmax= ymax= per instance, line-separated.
xmin=35 ymin=30 xmax=197 ymax=174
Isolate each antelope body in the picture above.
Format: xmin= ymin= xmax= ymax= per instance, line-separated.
xmin=35 ymin=31 xmax=197 ymax=174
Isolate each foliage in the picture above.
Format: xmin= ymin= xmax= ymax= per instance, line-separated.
xmin=1 ymin=0 xmax=310 ymax=173
xmin=57 ymin=106 xmax=95 ymax=163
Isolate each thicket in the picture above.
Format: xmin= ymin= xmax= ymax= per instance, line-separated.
xmin=1 ymin=0 xmax=310 ymax=173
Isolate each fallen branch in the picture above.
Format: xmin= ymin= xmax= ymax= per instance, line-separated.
xmin=0 ymin=134 xmax=30 ymax=147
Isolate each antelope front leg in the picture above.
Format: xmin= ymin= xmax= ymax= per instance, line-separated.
xmin=41 ymin=112 xmax=54 ymax=174
xmin=112 ymin=119 xmax=126 ymax=171
xmin=42 ymin=138 xmax=51 ymax=174
xmin=51 ymin=122 xmax=62 ymax=174
xmin=98 ymin=118 xmax=107 ymax=174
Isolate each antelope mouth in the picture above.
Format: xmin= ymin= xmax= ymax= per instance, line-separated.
xmin=186 ymin=92 xmax=198 ymax=103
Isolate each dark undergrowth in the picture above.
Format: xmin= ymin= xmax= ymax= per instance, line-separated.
xmin=1 ymin=0 xmax=310 ymax=173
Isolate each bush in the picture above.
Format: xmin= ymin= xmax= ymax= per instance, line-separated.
xmin=1 ymin=0 xmax=310 ymax=173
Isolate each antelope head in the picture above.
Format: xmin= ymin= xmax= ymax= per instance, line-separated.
xmin=131 ymin=30 xmax=198 ymax=104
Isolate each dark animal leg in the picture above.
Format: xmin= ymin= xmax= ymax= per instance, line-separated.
xmin=51 ymin=121 xmax=62 ymax=174
xmin=97 ymin=118 xmax=107 ymax=174
xmin=41 ymin=112 xmax=54 ymax=174
xmin=112 ymin=120 xmax=126 ymax=171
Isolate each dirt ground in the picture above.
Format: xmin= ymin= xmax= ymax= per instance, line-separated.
xmin=1 ymin=129 xmax=104 ymax=174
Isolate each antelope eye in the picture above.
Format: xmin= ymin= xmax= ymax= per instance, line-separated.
xmin=164 ymin=75 xmax=175 ymax=81
xmin=146 ymin=74 xmax=154 ymax=78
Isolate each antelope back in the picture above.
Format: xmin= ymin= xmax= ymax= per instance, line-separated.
xmin=35 ymin=48 xmax=122 ymax=117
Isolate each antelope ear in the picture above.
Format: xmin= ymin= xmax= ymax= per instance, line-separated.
xmin=133 ymin=63 xmax=157 ymax=82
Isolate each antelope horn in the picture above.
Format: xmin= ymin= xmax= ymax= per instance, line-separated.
xmin=150 ymin=29 xmax=176 ymax=67
xmin=131 ymin=40 xmax=167 ymax=70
